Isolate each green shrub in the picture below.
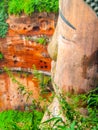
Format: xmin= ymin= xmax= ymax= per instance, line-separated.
xmin=23 ymin=0 xmax=36 ymax=15
xmin=0 ymin=1 xmax=8 ymax=38
xmin=8 ymin=0 xmax=24 ymax=15
xmin=0 ymin=52 xmax=4 ymax=60
xmin=0 ymin=0 xmax=58 ymax=37
xmin=40 ymin=85 xmax=98 ymax=130
xmin=35 ymin=37 xmax=47 ymax=45
xmin=8 ymin=0 xmax=59 ymax=15
xmin=33 ymin=65 xmax=52 ymax=94
xmin=0 ymin=110 xmax=43 ymax=130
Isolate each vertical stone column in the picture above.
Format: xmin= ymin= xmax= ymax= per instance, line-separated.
xmin=49 ymin=0 xmax=98 ymax=94
xmin=42 ymin=0 xmax=98 ymax=125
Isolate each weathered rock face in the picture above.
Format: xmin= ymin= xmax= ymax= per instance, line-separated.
xmin=41 ymin=0 xmax=98 ymax=124
xmin=6 ymin=12 xmax=57 ymax=36
xmin=48 ymin=0 xmax=98 ymax=94
xmin=0 ymin=13 xmax=58 ymax=72
xmin=0 ymin=13 xmax=57 ymax=111
xmin=0 ymin=72 xmax=39 ymax=111
xmin=48 ymin=23 xmax=58 ymax=61
xmin=0 ymin=35 xmax=51 ymax=72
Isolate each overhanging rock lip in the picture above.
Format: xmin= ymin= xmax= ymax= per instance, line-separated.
xmin=0 ymin=67 xmax=51 ymax=76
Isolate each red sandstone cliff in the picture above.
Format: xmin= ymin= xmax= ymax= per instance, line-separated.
xmin=0 ymin=13 xmax=57 ymax=111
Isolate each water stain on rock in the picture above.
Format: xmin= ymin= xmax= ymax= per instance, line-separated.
xmin=82 ymin=49 xmax=98 ymax=88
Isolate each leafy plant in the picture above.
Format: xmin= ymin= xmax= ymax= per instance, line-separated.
xmin=41 ymin=117 xmax=76 ymax=130
xmin=0 ymin=1 xmax=8 ymax=38
xmin=0 ymin=52 xmax=4 ymax=60
xmin=8 ymin=0 xmax=24 ymax=15
xmin=35 ymin=37 xmax=47 ymax=45
xmin=40 ymin=82 xmax=98 ymax=130
xmin=25 ymin=36 xmax=49 ymax=45
xmin=31 ymin=109 xmax=44 ymax=130
xmin=4 ymin=67 xmax=33 ymax=101
xmin=33 ymin=65 xmax=52 ymax=94
xmin=8 ymin=0 xmax=59 ymax=15
xmin=0 ymin=110 xmax=43 ymax=130
xmin=2 ymin=67 xmax=98 ymax=129
xmin=23 ymin=0 xmax=35 ymax=15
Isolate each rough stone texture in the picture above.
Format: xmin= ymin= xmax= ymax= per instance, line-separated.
xmin=48 ymin=23 xmax=58 ymax=61
xmin=0 ymin=72 xmax=39 ymax=111
xmin=0 ymin=34 xmax=51 ymax=72
xmin=0 ymin=13 xmax=58 ymax=72
xmin=0 ymin=13 xmax=57 ymax=111
xmin=40 ymin=97 xmax=66 ymax=129
xmin=6 ymin=12 xmax=57 ymax=36
xmin=49 ymin=0 xmax=98 ymax=94
xmin=0 ymin=71 xmax=52 ymax=111
xmin=42 ymin=0 xmax=98 ymax=124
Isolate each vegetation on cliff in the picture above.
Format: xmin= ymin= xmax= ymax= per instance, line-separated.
xmin=0 ymin=110 xmax=43 ymax=130
xmin=0 ymin=88 xmax=98 ymax=129
xmin=0 ymin=0 xmax=98 ymax=130
xmin=0 ymin=1 xmax=8 ymax=38
xmin=8 ymin=0 xmax=59 ymax=15
xmin=0 ymin=0 xmax=58 ymax=38
xmin=0 ymin=52 xmax=4 ymax=60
